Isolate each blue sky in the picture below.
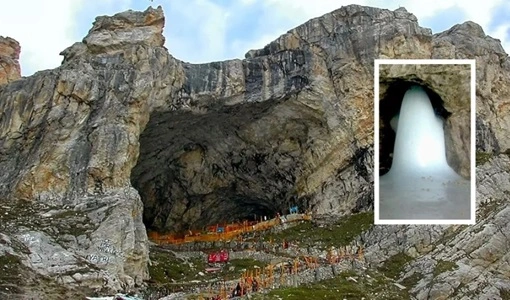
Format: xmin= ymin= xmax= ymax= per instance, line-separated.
xmin=0 ymin=0 xmax=508 ymax=76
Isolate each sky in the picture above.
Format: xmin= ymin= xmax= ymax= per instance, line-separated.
xmin=0 ymin=0 xmax=509 ymax=76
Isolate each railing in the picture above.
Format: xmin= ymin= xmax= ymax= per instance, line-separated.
xmin=191 ymin=244 xmax=365 ymax=300
xmin=148 ymin=213 xmax=312 ymax=245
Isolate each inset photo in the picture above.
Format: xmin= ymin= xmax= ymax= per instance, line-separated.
xmin=374 ymin=60 xmax=476 ymax=225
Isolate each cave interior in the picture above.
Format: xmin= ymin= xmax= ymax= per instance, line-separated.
xmin=130 ymin=96 xmax=315 ymax=234
xmin=379 ymin=79 xmax=451 ymax=176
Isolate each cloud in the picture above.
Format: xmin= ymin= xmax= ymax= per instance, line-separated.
xmin=489 ymin=2 xmax=510 ymax=30
xmin=0 ymin=0 xmax=138 ymax=76
xmin=419 ymin=6 xmax=467 ymax=33
xmin=263 ymin=0 xmax=365 ymax=21
xmin=0 ymin=0 xmax=85 ymax=76
xmin=231 ymin=32 xmax=283 ymax=59
xmin=487 ymin=2 xmax=510 ymax=51
xmin=1 ymin=0 xmax=508 ymax=76
xmin=251 ymin=0 xmax=509 ymax=52
xmin=491 ymin=24 xmax=510 ymax=52
xmin=73 ymin=0 xmax=135 ymax=40
xmin=162 ymin=0 xmax=230 ymax=63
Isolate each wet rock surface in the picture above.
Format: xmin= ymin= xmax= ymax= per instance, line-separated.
xmin=0 ymin=3 xmax=509 ymax=299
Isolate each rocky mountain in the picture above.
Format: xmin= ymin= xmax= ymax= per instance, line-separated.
xmin=0 ymin=4 xmax=509 ymax=299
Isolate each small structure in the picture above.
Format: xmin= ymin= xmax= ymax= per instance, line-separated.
xmin=207 ymin=249 xmax=229 ymax=263
xmin=86 ymin=294 xmax=143 ymax=300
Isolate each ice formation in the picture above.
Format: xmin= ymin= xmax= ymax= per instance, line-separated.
xmin=379 ymin=85 xmax=470 ymax=220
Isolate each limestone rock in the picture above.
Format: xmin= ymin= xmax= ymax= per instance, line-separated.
xmin=0 ymin=3 xmax=509 ymax=299
xmin=84 ymin=6 xmax=165 ymax=54
xmin=0 ymin=36 xmax=21 ymax=85
xmin=358 ymin=155 xmax=510 ymax=299
xmin=61 ymin=6 xmax=165 ymax=62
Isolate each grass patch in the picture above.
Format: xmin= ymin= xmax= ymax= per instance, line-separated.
xmin=433 ymin=260 xmax=457 ymax=277
xmin=434 ymin=225 xmax=468 ymax=247
xmin=378 ymin=253 xmax=413 ymax=279
xmin=478 ymin=199 xmax=504 ymax=220
xmin=145 ymin=248 xmax=268 ymax=298
xmin=255 ymin=271 xmax=365 ymax=299
xmin=0 ymin=253 xmax=89 ymax=299
xmin=228 ymin=258 xmax=263 ymax=272
xmin=476 ymin=151 xmax=493 ymax=166
xmin=401 ymin=272 xmax=423 ymax=288
xmin=0 ymin=253 xmax=23 ymax=284
xmin=500 ymin=289 xmax=510 ymax=300
xmin=148 ymin=250 xmax=206 ymax=283
xmin=452 ymin=282 xmax=466 ymax=297
xmin=148 ymin=247 xmax=265 ymax=285
xmin=251 ymin=270 xmax=409 ymax=300
xmin=264 ymin=212 xmax=374 ymax=249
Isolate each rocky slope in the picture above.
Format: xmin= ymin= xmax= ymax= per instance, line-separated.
xmin=359 ymin=154 xmax=510 ymax=299
xmin=0 ymin=4 xmax=509 ymax=299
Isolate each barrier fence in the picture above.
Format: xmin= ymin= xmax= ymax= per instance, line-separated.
xmin=148 ymin=213 xmax=312 ymax=245
xmin=191 ymin=245 xmax=365 ymax=300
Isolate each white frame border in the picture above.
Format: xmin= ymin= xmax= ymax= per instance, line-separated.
xmin=374 ymin=59 xmax=476 ymax=225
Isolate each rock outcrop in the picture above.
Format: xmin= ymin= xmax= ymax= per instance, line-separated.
xmin=0 ymin=4 xmax=509 ymax=299
xmin=0 ymin=7 xmax=169 ymax=295
xmin=359 ymin=154 xmax=510 ymax=299
xmin=0 ymin=36 xmax=21 ymax=85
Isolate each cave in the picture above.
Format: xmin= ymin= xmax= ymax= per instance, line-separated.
xmin=379 ymin=79 xmax=451 ymax=175
xmin=378 ymin=80 xmax=471 ymax=220
xmin=130 ymin=96 xmax=317 ymax=234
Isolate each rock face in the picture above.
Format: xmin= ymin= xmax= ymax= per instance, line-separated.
xmin=0 ymin=7 xmax=169 ymax=295
xmin=0 ymin=36 xmax=21 ymax=85
xmin=359 ymin=154 xmax=510 ymax=299
xmin=0 ymin=4 xmax=509 ymax=298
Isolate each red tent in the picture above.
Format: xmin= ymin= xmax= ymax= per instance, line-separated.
xmin=207 ymin=250 xmax=229 ymax=263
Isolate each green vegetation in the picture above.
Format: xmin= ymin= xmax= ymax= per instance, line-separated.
xmin=500 ymin=289 xmax=510 ymax=300
xmin=434 ymin=225 xmax=468 ymax=247
xmin=227 ymin=258 xmax=263 ymax=272
xmin=146 ymin=247 xmax=269 ymax=298
xmin=478 ymin=199 xmax=504 ymax=220
xmin=265 ymin=212 xmax=374 ymax=249
xmin=453 ymin=282 xmax=466 ymax=296
xmin=251 ymin=270 xmax=409 ymax=300
xmin=476 ymin=151 xmax=493 ymax=166
xmin=433 ymin=260 xmax=457 ymax=277
xmin=0 ymin=253 xmax=23 ymax=284
xmin=148 ymin=249 xmax=207 ymax=283
xmin=401 ymin=272 xmax=423 ymax=288
xmin=378 ymin=252 xmax=413 ymax=279
xmin=0 ymin=253 xmax=89 ymax=298
xmin=148 ymin=247 xmax=265 ymax=285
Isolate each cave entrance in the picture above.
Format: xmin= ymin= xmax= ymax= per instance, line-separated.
xmin=378 ymin=79 xmax=471 ymax=220
xmin=130 ymin=99 xmax=306 ymax=235
xmin=379 ymin=79 xmax=450 ymax=176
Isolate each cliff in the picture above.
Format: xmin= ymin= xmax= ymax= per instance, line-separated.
xmin=0 ymin=4 xmax=509 ymax=299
